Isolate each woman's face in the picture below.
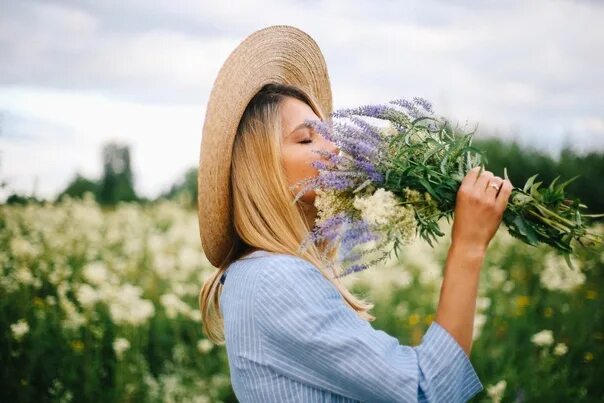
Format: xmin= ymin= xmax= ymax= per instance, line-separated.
xmin=280 ymin=96 xmax=339 ymax=205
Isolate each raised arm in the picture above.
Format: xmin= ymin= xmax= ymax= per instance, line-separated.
xmin=435 ymin=166 xmax=513 ymax=355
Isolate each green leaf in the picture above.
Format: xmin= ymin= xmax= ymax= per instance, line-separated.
xmin=523 ymin=174 xmax=539 ymax=193
xmin=558 ymin=174 xmax=580 ymax=191
xmin=417 ymin=178 xmax=441 ymax=202
xmin=512 ymin=215 xmax=539 ymax=245
xmin=563 ymin=253 xmax=575 ymax=270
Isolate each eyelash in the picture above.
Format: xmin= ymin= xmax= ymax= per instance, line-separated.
xmin=300 ymin=139 xmax=312 ymax=144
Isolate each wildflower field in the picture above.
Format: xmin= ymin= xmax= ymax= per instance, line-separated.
xmin=2 ymin=194 xmax=603 ymax=402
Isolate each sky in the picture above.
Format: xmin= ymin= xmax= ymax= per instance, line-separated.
xmin=1 ymin=0 xmax=603 ymax=202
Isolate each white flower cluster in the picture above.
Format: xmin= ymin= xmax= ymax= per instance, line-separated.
xmin=314 ymin=188 xmax=350 ymax=227
xmin=473 ymin=296 xmax=491 ymax=341
xmin=108 ymin=284 xmax=155 ymax=326
xmin=353 ymin=188 xmax=417 ymax=242
xmin=160 ymin=293 xmax=200 ymax=321
xmin=1 ymin=197 xmax=213 ymax=332
xmin=378 ymin=122 xmax=398 ymax=138
xmin=10 ymin=319 xmax=30 ymax=341
xmin=74 ymin=261 xmax=156 ymax=327
xmin=486 ymin=380 xmax=507 ymax=403
xmin=530 ymin=329 xmax=568 ymax=356
xmin=197 ymin=339 xmax=214 ymax=354
xmin=531 ymin=329 xmax=554 ymax=346
xmin=539 ymin=253 xmax=585 ymax=292
xmin=113 ymin=337 xmax=131 ymax=359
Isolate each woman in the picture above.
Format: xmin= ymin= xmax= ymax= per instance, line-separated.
xmin=198 ymin=26 xmax=512 ymax=402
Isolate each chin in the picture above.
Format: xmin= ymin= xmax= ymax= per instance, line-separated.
xmin=300 ymin=189 xmax=316 ymax=205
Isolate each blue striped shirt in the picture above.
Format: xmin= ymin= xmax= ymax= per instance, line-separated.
xmin=219 ymin=250 xmax=483 ymax=402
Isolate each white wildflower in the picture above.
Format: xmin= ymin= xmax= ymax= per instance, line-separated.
xmin=113 ymin=337 xmax=130 ymax=359
xmin=531 ymin=329 xmax=554 ymax=347
xmin=353 ymin=188 xmax=417 ymax=241
xmin=11 ymin=319 xmax=30 ymax=341
xmin=502 ymin=281 xmax=514 ymax=293
xmin=197 ymin=339 xmax=214 ymax=354
xmin=83 ymin=261 xmax=110 ymax=286
xmin=473 ymin=313 xmax=487 ymax=341
xmin=10 ymin=238 xmax=38 ymax=260
xmin=76 ymin=284 xmax=100 ymax=309
xmin=108 ymin=284 xmax=155 ymax=326
xmin=160 ymin=293 xmax=191 ymax=319
xmin=486 ymin=380 xmax=507 ymax=403
xmin=13 ymin=266 xmax=34 ymax=286
xmin=476 ymin=296 xmax=491 ymax=311
xmin=189 ymin=309 xmax=202 ymax=322
xmin=554 ymin=342 xmax=568 ymax=356
xmin=539 ymin=253 xmax=585 ymax=292
xmin=314 ymin=188 xmax=351 ymax=227
xmin=487 ymin=266 xmax=507 ymax=288
xmin=353 ymin=188 xmax=398 ymax=227
xmin=379 ymin=122 xmax=398 ymax=138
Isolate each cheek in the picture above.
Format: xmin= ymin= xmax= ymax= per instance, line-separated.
xmin=282 ymin=148 xmax=320 ymax=203
xmin=283 ymin=148 xmax=319 ymax=181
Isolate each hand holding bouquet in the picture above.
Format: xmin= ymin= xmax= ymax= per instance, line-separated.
xmin=291 ymin=97 xmax=604 ymax=277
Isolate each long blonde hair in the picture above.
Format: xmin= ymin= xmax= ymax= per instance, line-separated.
xmin=199 ymin=82 xmax=375 ymax=344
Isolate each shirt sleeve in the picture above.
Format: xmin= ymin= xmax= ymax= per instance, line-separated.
xmin=253 ymin=256 xmax=483 ymax=403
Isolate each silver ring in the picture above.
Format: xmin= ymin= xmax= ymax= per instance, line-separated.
xmin=488 ymin=182 xmax=500 ymax=190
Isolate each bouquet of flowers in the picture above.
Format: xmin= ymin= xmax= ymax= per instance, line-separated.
xmin=291 ymin=97 xmax=604 ymax=278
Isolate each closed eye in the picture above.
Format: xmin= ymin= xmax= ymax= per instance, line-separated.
xmin=299 ymin=139 xmax=312 ymax=144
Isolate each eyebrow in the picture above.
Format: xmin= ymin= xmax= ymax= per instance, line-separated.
xmin=288 ymin=121 xmax=313 ymax=137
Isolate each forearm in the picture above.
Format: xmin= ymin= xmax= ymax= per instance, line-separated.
xmin=434 ymin=241 xmax=486 ymax=356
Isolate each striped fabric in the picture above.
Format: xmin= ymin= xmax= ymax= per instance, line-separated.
xmin=219 ymin=250 xmax=483 ymax=402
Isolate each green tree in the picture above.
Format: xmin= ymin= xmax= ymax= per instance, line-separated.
xmin=55 ymin=173 xmax=99 ymax=202
xmin=97 ymin=142 xmax=138 ymax=206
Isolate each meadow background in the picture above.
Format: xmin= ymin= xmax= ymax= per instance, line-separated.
xmin=2 ymin=1 xmax=603 ymax=401
xmin=2 ymin=137 xmax=604 ymax=402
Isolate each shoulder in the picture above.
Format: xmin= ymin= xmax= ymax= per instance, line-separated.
xmin=253 ymin=253 xmax=334 ymax=291
xmin=229 ymin=252 xmax=321 ymax=280
xmin=224 ymin=251 xmax=339 ymax=304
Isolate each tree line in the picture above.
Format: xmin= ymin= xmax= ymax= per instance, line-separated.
xmin=2 ymin=138 xmax=603 ymax=221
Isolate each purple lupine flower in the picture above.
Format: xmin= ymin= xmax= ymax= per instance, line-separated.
xmin=312 ymin=212 xmax=351 ymax=242
xmin=331 ymin=103 xmax=400 ymax=121
xmin=347 ymin=115 xmax=386 ymax=146
xmin=300 ymin=212 xmax=352 ymax=255
xmin=291 ymin=176 xmax=321 ymax=203
xmin=335 ymin=263 xmax=369 ymax=278
xmin=310 ymin=160 xmax=332 ymax=170
xmin=389 ymin=98 xmax=422 ymax=119
xmin=413 ymin=96 xmax=433 ymax=114
xmin=304 ymin=118 xmax=336 ymax=142
xmin=334 ymin=119 xmax=383 ymax=149
xmin=338 ymin=219 xmax=380 ymax=257
xmin=353 ymin=159 xmax=384 ymax=184
xmin=317 ymin=171 xmax=359 ymax=191
xmin=337 ymin=135 xmax=380 ymax=163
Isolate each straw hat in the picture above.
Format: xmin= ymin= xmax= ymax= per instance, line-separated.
xmin=198 ymin=25 xmax=333 ymax=268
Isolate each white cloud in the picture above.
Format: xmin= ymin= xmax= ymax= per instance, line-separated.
xmin=0 ymin=87 xmax=203 ymax=200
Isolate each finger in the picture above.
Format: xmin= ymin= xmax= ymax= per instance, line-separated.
xmin=475 ymin=170 xmax=494 ymax=192
xmin=461 ymin=166 xmax=482 ymax=189
xmin=495 ymin=179 xmax=513 ymax=212
xmin=484 ymin=176 xmax=503 ymax=194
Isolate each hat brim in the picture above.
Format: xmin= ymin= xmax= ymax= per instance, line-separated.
xmin=198 ymin=25 xmax=333 ymax=268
